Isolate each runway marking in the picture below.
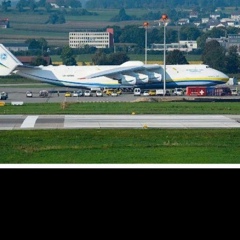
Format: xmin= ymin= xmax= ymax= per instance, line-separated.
xmin=20 ymin=116 xmax=39 ymax=128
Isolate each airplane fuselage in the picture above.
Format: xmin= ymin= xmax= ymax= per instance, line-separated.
xmin=14 ymin=64 xmax=229 ymax=89
xmin=0 ymin=43 xmax=230 ymax=90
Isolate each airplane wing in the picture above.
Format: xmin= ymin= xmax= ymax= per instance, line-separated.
xmin=15 ymin=65 xmax=41 ymax=70
xmin=84 ymin=64 xmax=161 ymax=79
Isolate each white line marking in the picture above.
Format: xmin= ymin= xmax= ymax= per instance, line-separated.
xmin=21 ymin=116 xmax=38 ymax=128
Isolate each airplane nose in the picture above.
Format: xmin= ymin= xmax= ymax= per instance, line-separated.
xmin=217 ymin=70 xmax=229 ymax=82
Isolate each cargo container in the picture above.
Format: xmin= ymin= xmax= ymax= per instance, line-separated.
xmin=207 ymin=87 xmax=231 ymax=96
xmin=186 ymin=86 xmax=231 ymax=96
xmin=186 ymin=87 xmax=207 ymax=96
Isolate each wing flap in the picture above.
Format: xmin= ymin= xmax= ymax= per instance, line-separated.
xmin=15 ymin=65 xmax=41 ymax=71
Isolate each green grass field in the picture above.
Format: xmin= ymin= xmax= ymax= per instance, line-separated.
xmin=0 ymin=102 xmax=240 ymax=164
xmin=0 ymin=8 xmax=150 ymax=46
xmin=1 ymin=129 xmax=240 ymax=163
xmin=1 ymin=102 xmax=240 ymax=115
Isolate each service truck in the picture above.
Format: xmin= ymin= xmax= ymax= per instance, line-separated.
xmin=186 ymin=86 xmax=231 ymax=96
xmin=156 ymin=89 xmax=171 ymax=96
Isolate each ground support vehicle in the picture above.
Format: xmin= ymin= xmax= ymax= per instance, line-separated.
xmin=148 ymin=90 xmax=156 ymax=96
xmin=231 ymin=89 xmax=239 ymax=96
xmin=26 ymin=91 xmax=33 ymax=97
xmin=39 ymin=90 xmax=49 ymax=97
xmin=173 ymin=88 xmax=184 ymax=96
xmin=186 ymin=86 xmax=232 ymax=96
xmin=72 ymin=90 xmax=83 ymax=97
xmin=65 ymin=92 xmax=72 ymax=97
xmin=133 ymin=88 xmax=141 ymax=96
xmin=96 ymin=90 xmax=103 ymax=97
xmin=84 ymin=90 xmax=92 ymax=97
xmin=0 ymin=92 xmax=8 ymax=100
xmin=156 ymin=89 xmax=171 ymax=96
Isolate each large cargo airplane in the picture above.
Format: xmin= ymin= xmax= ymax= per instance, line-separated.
xmin=0 ymin=44 xmax=229 ymax=89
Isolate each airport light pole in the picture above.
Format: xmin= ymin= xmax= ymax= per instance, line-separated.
xmin=158 ymin=14 xmax=170 ymax=96
xmin=139 ymin=22 xmax=149 ymax=64
xmin=143 ymin=22 xmax=149 ymax=64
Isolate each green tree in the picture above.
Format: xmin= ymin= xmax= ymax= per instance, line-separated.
xmin=61 ymin=46 xmax=77 ymax=65
xmin=37 ymin=0 xmax=46 ymax=7
xmin=1 ymin=0 xmax=11 ymax=11
xmin=201 ymin=40 xmax=226 ymax=71
xmin=107 ymin=52 xmax=130 ymax=65
xmin=31 ymin=56 xmax=48 ymax=66
xmin=28 ymin=0 xmax=36 ymax=11
xmin=92 ymin=50 xmax=108 ymax=65
xmin=92 ymin=50 xmax=129 ymax=65
xmin=65 ymin=0 xmax=82 ymax=8
xmin=46 ymin=13 xmax=66 ymax=24
xmin=25 ymin=38 xmax=48 ymax=51
xmin=15 ymin=0 xmax=36 ymax=11
xmin=180 ymin=26 xmax=201 ymax=40
xmin=110 ymin=8 xmax=134 ymax=21
xmin=38 ymin=38 xmax=48 ymax=50
xmin=25 ymin=39 xmax=41 ymax=50
xmin=16 ymin=0 xmax=25 ymax=11
xmin=119 ymin=25 xmax=144 ymax=48
xmin=224 ymin=46 xmax=240 ymax=74
xmin=166 ymin=49 xmax=189 ymax=64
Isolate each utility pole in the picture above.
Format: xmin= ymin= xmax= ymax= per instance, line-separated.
xmin=158 ymin=14 xmax=170 ymax=96
xmin=143 ymin=22 xmax=149 ymax=64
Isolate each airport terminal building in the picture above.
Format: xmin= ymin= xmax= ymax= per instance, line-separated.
xmin=69 ymin=28 xmax=114 ymax=49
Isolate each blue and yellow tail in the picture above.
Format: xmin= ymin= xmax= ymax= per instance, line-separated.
xmin=0 ymin=44 xmax=22 ymax=76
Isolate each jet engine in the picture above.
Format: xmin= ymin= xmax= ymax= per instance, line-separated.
xmin=140 ymin=70 xmax=162 ymax=82
xmin=126 ymin=72 xmax=149 ymax=83
xmin=119 ymin=74 xmax=137 ymax=85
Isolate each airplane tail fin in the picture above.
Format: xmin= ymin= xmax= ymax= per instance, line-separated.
xmin=0 ymin=44 xmax=23 ymax=76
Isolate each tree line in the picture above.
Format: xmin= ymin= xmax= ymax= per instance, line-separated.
xmin=86 ymin=0 xmax=240 ymax=10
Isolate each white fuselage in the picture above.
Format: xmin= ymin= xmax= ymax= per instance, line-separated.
xmin=14 ymin=64 xmax=229 ymax=89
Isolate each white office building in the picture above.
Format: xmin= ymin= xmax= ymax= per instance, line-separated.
xmin=69 ymin=28 xmax=114 ymax=49
xmin=149 ymin=40 xmax=198 ymax=52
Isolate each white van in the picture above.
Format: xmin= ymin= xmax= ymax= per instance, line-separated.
xmin=173 ymin=88 xmax=184 ymax=96
xmin=133 ymin=88 xmax=141 ymax=96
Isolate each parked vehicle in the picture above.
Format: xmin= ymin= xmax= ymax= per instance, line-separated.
xmin=134 ymin=88 xmax=141 ymax=96
xmin=0 ymin=91 xmax=8 ymax=100
xmin=148 ymin=90 xmax=156 ymax=96
xmin=96 ymin=90 xmax=103 ymax=97
xmin=143 ymin=90 xmax=149 ymax=96
xmin=231 ymin=89 xmax=238 ymax=96
xmin=84 ymin=90 xmax=92 ymax=97
xmin=39 ymin=90 xmax=48 ymax=97
xmin=156 ymin=89 xmax=171 ymax=96
xmin=65 ymin=92 xmax=72 ymax=97
xmin=111 ymin=90 xmax=119 ymax=97
xmin=186 ymin=87 xmax=207 ymax=96
xmin=186 ymin=86 xmax=232 ymax=96
xmin=26 ymin=91 xmax=33 ymax=97
xmin=173 ymin=88 xmax=184 ymax=96
xmin=117 ymin=89 xmax=122 ymax=95
xmin=104 ymin=89 xmax=114 ymax=96
xmin=72 ymin=90 xmax=83 ymax=97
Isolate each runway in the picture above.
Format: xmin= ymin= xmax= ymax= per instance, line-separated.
xmin=1 ymin=114 xmax=240 ymax=130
